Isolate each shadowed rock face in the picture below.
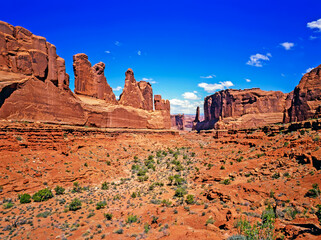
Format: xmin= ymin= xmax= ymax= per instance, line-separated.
xmin=287 ymin=65 xmax=321 ymax=122
xmin=171 ymin=114 xmax=185 ymax=130
xmin=119 ymin=68 xmax=145 ymax=109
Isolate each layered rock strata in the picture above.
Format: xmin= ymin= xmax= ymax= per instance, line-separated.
xmin=195 ymin=65 xmax=321 ymax=131
xmin=0 ymin=21 xmax=171 ymax=129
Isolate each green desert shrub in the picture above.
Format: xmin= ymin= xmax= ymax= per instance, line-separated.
xmin=96 ymin=201 xmax=107 ymax=210
xmin=174 ymin=187 xmax=187 ymax=197
xmin=32 ymin=188 xmax=53 ymax=202
xmin=54 ymin=186 xmax=65 ymax=195
xmin=20 ymin=193 xmax=31 ymax=204
xmin=126 ymin=215 xmax=138 ymax=224
xmin=69 ymin=198 xmax=82 ymax=211
xmin=305 ymin=183 xmax=320 ymax=198
xmin=185 ymin=194 xmax=195 ymax=204
xmin=101 ymin=181 xmax=109 ymax=190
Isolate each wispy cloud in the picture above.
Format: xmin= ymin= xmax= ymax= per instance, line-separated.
xmin=245 ymin=78 xmax=251 ymax=82
xmin=307 ymin=18 xmax=321 ymax=31
xmin=200 ymin=74 xmax=216 ymax=79
xmin=182 ymin=91 xmax=199 ymax=100
xmin=198 ymin=81 xmax=234 ymax=93
xmin=114 ymin=41 xmax=121 ymax=46
xmin=305 ymin=67 xmax=314 ymax=73
xmin=105 ymin=50 xmax=111 ymax=54
xmin=137 ymin=50 xmax=141 ymax=56
xmin=170 ymin=99 xmax=203 ymax=114
xmin=246 ymin=53 xmax=271 ymax=67
xmin=115 ymin=95 xmax=119 ymax=100
xmin=112 ymin=86 xmax=122 ymax=91
xmin=142 ymin=78 xmax=156 ymax=84
xmin=280 ymin=42 xmax=294 ymax=50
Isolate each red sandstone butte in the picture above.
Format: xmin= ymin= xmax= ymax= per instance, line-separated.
xmin=287 ymin=64 xmax=321 ymax=122
xmin=73 ymin=53 xmax=116 ymax=103
xmin=119 ymin=68 xmax=145 ymax=109
xmin=0 ymin=20 xmax=171 ymax=129
xmin=195 ymin=88 xmax=288 ymax=131
xmin=138 ymin=81 xmax=153 ymax=111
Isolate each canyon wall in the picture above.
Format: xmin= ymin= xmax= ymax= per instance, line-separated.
xmin=195 ymin=65 xmax=321 ymax=131
xmin=171 ymin=114 xmax=185 ymax=130
xmin=0 ymin=21 xmax=170 ymax=129
xmin=286 ymin=64 xmax=321 ymax=122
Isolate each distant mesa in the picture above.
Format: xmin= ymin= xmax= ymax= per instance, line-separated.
xmin=193 ymin=64 xmax=321 ymax=131
xmin=0 ymin=21 xmax=171 ymax=129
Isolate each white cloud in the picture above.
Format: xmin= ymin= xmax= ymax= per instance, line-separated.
xmin=182 ymin=91 xmax=199 ymax=100
xmin=198 ymin=81 xmax=234 ymax=93
xmin=307 ymin=18 xmax=321 ymax=31
xmin=280 ymin=42 xmax=294 ymax=50
xmin=170 ymin=99 xmax=204 ymax=114
xmin=245 ymin=78 xmax=251 ymax=82
xmin=137 ymin=50 xmax=141 ymax=56
xmin=114 ymin=41 xmax=121 ymax=46
xmin=112 ymin=86 xmax=122 ymax=91
xmin=115 ymin=95 xmax=120 ymax=100
xmin=200 ymin=74 xmax=216 ymax=79
xmin=105 ymin=50 xmax=111 ymax=54
xmin=306 ymin=67 xmax=314 ymax=73
xmin=142 ymin=78 xmax=156 ymax=84
xmin=246 ymin=53 xmax=271 ymax=67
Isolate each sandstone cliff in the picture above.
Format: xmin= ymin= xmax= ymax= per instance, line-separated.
xmin=171 ymin=114 xmax=185 ymax=130
xmin=195 ymin=88 xmax=288 ymax=130
xmin=287 ymin=64 xmax=321 ymax=122
xmin=195 ymin=66 xmax=321 ymax=131
xmin=0 ymin=21 xmax=171 ymax=129
xmin=119 ymin=69 xmax=145 ymax=109
xmin=73 ymin=53 xmax=116 ymax=104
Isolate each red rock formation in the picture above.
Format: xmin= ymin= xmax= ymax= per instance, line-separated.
xmin=171 ymin=114 xmax=185 ymax=130
xmin=0 ymin=21 xmax=171 ymax=129
xmin=0 ymin=75 xmax=85 ymax=125
xmin=0 ymin=21 xmax=69 ymax=89
xmin=154 ymin=95 xmax=170 ymax=111
xmin=192 ymin=106 xmax=200 ymax=130
xmin=138 ymin=81 xmax=153 ymax=111
xmin=287 ymin=65 xmax=321 ymax=122
xmin=196 ymin=88 xmax=288 ymax=130
xmin=119 ymin=69 xmax=144 ymax=109
xmin=73 ymin=54 xmax=116 ymax=103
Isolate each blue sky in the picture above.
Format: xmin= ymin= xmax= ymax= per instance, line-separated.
xmin=2 ymin=0 xmax=321 ymax=114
